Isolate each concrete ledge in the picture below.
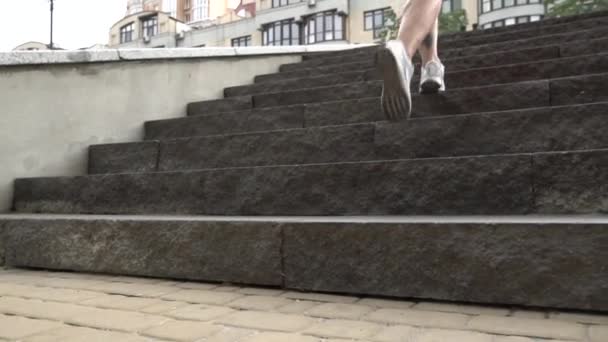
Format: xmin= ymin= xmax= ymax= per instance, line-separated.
xmin=0 ymin=45 xmax=375 ymax=66
xmin=1 ymin=214 xmax=607 ymax=311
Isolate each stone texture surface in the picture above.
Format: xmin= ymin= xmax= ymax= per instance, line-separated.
xmin=3 ymin=218 xmax=282 ymax=285
xmin=187 ymin=95 xmax=252 ymax=116
xmin=533 ymin=149 xmax=608 ymax=214
xmin=88 ymin=141 xmax=159 ymax=174
xmin=550 ymin=73 xmax=608 ymax=106
xmin=376 ymin=103 xmax=608 ymax=160
xmin=283 ymin=222 xmax=608 ymax=311
xmin=225 ymin=69 xmax=376 ymax=97
xmin=157 ymin=124 xmax=375 ymax=171
xmin=255 ymin=60 xmax=376 ymax=84
xmin=0 ymin=268 xmax=605 ymax=341
xmin=13 ymin=154 xmax=534 ymax=215
xmin=145 ymin=105 xmax=305 ymax=140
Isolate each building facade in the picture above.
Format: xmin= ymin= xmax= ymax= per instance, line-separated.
xmin=110 ymin=0 xmax=547 ymax=48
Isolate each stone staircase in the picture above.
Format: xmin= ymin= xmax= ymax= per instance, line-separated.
xmin=2 ymin=12 xmax=608 ymax=313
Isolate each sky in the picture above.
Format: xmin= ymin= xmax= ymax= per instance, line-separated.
xmin=0 ymin=0 xmax=126 ymax=51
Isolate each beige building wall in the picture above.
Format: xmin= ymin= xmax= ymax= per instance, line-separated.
xmin=349 ymin=0 xmax=400 ymax=44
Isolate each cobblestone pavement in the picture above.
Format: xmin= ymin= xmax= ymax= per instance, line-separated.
xmin=0 ymin=268 xmax=606 ymax=342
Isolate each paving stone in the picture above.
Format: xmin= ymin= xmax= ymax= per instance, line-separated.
xmin=214 ymin=285 xmax=241 ymax=292
xmin=3 ymin=284 xmax=103 ymax=303
xmin=467 ymin=315 xmax=585 ymax=340
xmin=511 ymin=310 xmax=548 ymax=319
xmin=241 ymin=332 xmax=321 ymax=342
xmin=65 ymin=307 xmax=168 ymax=333
xmin=139 ymin=300 xmax=190 ymax=314
xmin=406 ymin=329 xmax=494 ymax=342
xmin=368 ymin=325 xmax=417 ymax=342
xmin=276 ymin=300 xmax=322 ymax=314
xmin=142 ymin=320 xmax=222 ymax=341
xmin=87 ymin=282 xmax=178 ymax=297
xmin=549 ymin=311 xmax=608 ymax=325
xmin=175 ymin=282 xmax=219 ymax=290
xmin=365 ymin=309 xmax=471 ymax=330
xmin=216 ymin=311 xmax=316 ymax=332
xmin=281 ymin=291 xmax=359 ymax=303
xmin=589 ymin=325 xmax=608 ymax=342
xmin=80 ymin=294 xmax=166 ymax=310
xmin=228 ymin=295 xmax=294 ymax=310
xmin=24 ymin=326 xmax=155 ymax=342
xmin=237 ymin=287 xmax=285 ymax=296
xmin=88 ymin=141 xmax=159 ymax=174
xmin=303 ymin=319 xmax=382 ymax=339
xmin=413 ymin=302 xmax=510 ymax=316
xmin=491 ymin=337 xmax=536 ymax=342
xmin=357 ymin=298 xmax=415 ymax=310
xmin=161 ymin=289 xmax=243 ymax=305
xmin=0 ymin=314 xmax=62 ymax=340
xmin=205 ymin=327 xmax=257 ymax=342
xmin=0 ymin=296 xmax=97 ymax=321
xmin=166 ymin=304 xmax=235 ymax=321
xmin=305 ymin=303 xmax=374 ymax=320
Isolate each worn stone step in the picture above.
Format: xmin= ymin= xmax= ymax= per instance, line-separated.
xmin=90 ymin=103 xmax=608 ymax=174
xmin=252 ymin=73 xmax=608 ymax=115
xmin=439 ymin=9 xmax=608 ymax=42
xmin=1 ymin=214 xmax=607 ymax=312
xmin=440 ymin=16 xmax=608 ymax=49
xmin=227 ymin=53 xmax=608 ymax=97
xmin=187 ymin=96 xmax=252 ymax=116
xmin=13 ymin=149 xmax=608 ymax=215
xmin=256 ymin=38 xmax=608 ymax=84
xmin=145 ymin=105 xmax=307 ymax=140
xmin=285 ymin=26 xmax=608 ymax=72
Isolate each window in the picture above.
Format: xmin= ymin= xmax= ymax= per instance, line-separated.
xmin=262 ymin=19 xmax=300 ymax=46
xmin=442 ymin=0 xmax=452 ymax=13
xmin=272 ymin=0 xmax=289 ymax=8
xmin=364 ymin=8 xmax=391 ymax=39
xmin=120 ymin=23 xmax=134 ymax=43
xmin=304 ymin=11 xmax=345 ymax=44
xmin=232 ymin=35 xmax=252 ymax=47
xmin=482 ymin=15 xmax=543 ymax=29
xmin=480 ymin=0 xmax=542 ymax=13
xmin=142 ymin=16 xmax=158 ymax=38
xmin=192 ymin=0 xmax=209 ymax=21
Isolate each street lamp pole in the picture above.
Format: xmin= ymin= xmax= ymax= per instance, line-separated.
xmin=49 ymin=0 xmax=54 ymax=49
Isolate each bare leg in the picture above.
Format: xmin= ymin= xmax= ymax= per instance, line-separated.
xmin=397 ymin=0 xmax=442 ymax=59
xmin=418 ymin=18 xmax=440 ymax=65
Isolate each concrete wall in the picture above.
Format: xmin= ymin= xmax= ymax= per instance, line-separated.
xmin=0 ymin=52 xmax=302 ymax=213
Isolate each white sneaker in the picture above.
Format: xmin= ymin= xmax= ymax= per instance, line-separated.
xmin=376 ymin=40 xmax=414 ymax=121
xmin=419 ymin=60 xmax=446 ymax=94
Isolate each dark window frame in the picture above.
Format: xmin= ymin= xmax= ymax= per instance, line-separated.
xmin=120 ymin=23 xmax=135 ymax=43
xmin=482 ymin=14 xmax=543 ymax=28
xmin=272 ymin=0 xmax=290 ymax=8
xmin=303 ymin=11 xmax=345 ymax=45
xmin=141 ymin=15 xmax=159 ymax=38
xmin=480 ymin=0 xmax=541 ymax=14
xmin=364 ymin=7 xmax=392 ymax=39
xmin=262 ymin=19 xmax=300 ymax=46
xmin=231 ymin=35 xmax=252 ymax=47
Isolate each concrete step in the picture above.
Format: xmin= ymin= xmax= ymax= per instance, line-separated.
xmin=226 ymin=53 xmax=608 ymax=97
xmin=255 ymin=38 xmax=608 ymax=84
xmin=91 ymin=103 xmax=608 ymax=174
xmin=284 ymin=26 xmax=608 ymax=72
xmin=1 ymin=214 xmax=607 ymax=312
xmin=250 ymin=73 xmax=608 ymax=115
xmin=14 ymin=148 xmax=608 ymax=215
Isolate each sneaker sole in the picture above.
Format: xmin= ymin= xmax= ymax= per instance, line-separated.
xmin=420 ymin=80 xmax=443 ymax=94
xmin=376 ymin=47 xmax=412 ymax=121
